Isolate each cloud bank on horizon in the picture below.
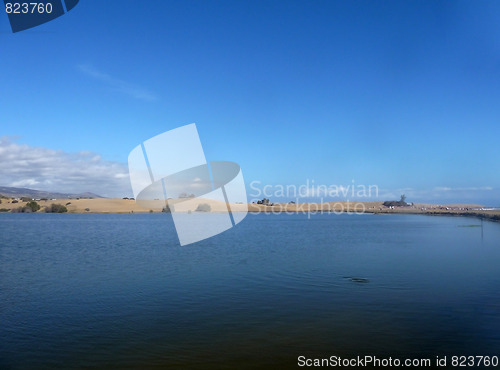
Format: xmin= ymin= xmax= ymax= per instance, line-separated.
xmin=0 ymin=137 xmax=131 ymax=197
xmin=0 ymin=137 xmax=496 ymax=205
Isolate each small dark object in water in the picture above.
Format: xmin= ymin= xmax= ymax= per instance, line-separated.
xmin=344 ymin=276 xmax=369 ymax=283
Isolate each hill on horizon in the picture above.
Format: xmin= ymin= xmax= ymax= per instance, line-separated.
xmin=0 ymin=186 xmax=104 ymax=199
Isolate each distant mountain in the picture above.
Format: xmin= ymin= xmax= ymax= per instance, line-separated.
xmin=0 ymin=186 xmax=104 ymax=199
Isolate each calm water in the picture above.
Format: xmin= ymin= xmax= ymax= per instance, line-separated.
xmin=1 ymin=213 xmax=500 ymax=369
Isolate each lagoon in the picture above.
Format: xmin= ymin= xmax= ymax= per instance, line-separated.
xmin=1 ymin=213 xmax=499 ymax=369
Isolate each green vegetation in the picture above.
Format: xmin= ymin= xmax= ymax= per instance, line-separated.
xmin=0 ymin=208 xmax=10 ymax=212
xmin=20 ymin=197 xmax=32 ymax=202
xmin=195 ymin=203 xmax=211 ymax=212
xmin=26 ymin=201 xmax=40 ymax=212
xmin=10 ymin=201 xmax=40 ymax=213
xmin=383 ymin=194 xmax=408 ymax=208
xmin=45 ymin=204 xmax=68 ymax=213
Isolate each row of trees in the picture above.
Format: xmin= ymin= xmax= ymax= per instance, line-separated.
xmin=10 ymin=201 xmax=67 ymax=213
xmin=11 ymin=201 xmax=40 ymax=213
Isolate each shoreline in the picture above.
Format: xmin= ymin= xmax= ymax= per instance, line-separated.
xmin=1 ymin=198 xmax=499 ymax=222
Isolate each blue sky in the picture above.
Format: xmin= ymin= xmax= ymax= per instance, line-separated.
xmin=1 ymin=0 xmax=499 ymax=204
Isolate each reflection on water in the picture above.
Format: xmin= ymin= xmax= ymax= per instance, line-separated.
xmin=1 ymin=213 xmax=499 ymax=369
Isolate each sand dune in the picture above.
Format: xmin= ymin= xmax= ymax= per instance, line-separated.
xmin=1 ymin=198 xmax=498 ymax=222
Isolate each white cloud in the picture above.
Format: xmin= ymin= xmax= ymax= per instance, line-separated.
xmin=77 ymin=64 xmax=159 ymax=101
xmin=0 ymin=137 xmax=132 ymax=197
xmin=434 ymin=186 xmax=493 ymax=192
